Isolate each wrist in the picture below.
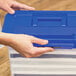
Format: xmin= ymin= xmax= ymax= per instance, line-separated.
xmin=0 ymin=32 xmax=13 ymax=46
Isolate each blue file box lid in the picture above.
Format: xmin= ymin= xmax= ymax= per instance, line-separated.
xmin=2 ymin=11 xmax=76 ymax=49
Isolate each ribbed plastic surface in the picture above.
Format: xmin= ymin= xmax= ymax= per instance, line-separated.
xmin=2 ymin=11 xmax=76 ymax=49
xmin=9 ymin=47 xmax=76 ymax=76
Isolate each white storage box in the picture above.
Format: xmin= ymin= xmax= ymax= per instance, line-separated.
xmin=8 ymin=47 xmax=76 ymax=76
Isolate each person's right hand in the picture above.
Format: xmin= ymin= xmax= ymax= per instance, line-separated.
xmin=8 ymin=34 xmax=54 ymax=58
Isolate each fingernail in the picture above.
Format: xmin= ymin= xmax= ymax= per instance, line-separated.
xmin=10 ymin=10 xmax=15 ymax=14
xmin=30 ymin=7 xmax=35 ymax=10
xmin=43 ymin=40 xmax=48 ymax=43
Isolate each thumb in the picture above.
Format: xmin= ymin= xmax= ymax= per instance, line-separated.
xmin=31 ymin=36 xmax=48 ymax=45
xmin=3 ymin=5 xmax=15 ymax=14
xmin=34 ymin=47 xmax=54 ymax=55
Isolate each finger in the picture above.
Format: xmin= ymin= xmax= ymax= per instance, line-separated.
xmin=2 ymin=5 xmax=15 ymax=14
xmin=33 ymin=47 xmax=54 ymax=55
xmin=13 ymin=2 xmax=35 ymax=10
xmin=38 ymin=47 xmax=54 ymax=53
xmin=31 ymin=36 xmax=48 ymax=45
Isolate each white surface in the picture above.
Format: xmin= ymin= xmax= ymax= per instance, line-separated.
xmin=8 ymin=47 xmax=76 ymax=76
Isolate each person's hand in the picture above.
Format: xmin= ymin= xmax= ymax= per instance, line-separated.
xmin=8 ymin=34 xmax=54 ymax=58
xmin=0 ymin=0 xmax=35 ymax=14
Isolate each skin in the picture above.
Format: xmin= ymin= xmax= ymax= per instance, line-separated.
xmin=0 ymin=0 xmax=54 ymax=58
xmin=0 ymin=0 xmax=35 ymax=14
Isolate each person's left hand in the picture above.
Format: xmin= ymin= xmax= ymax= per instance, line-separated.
xmin=0 ymin=0 xmax=35 ymax=14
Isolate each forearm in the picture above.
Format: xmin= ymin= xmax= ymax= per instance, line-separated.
xmin=0 ymin=32 xmax=12 ymax=45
